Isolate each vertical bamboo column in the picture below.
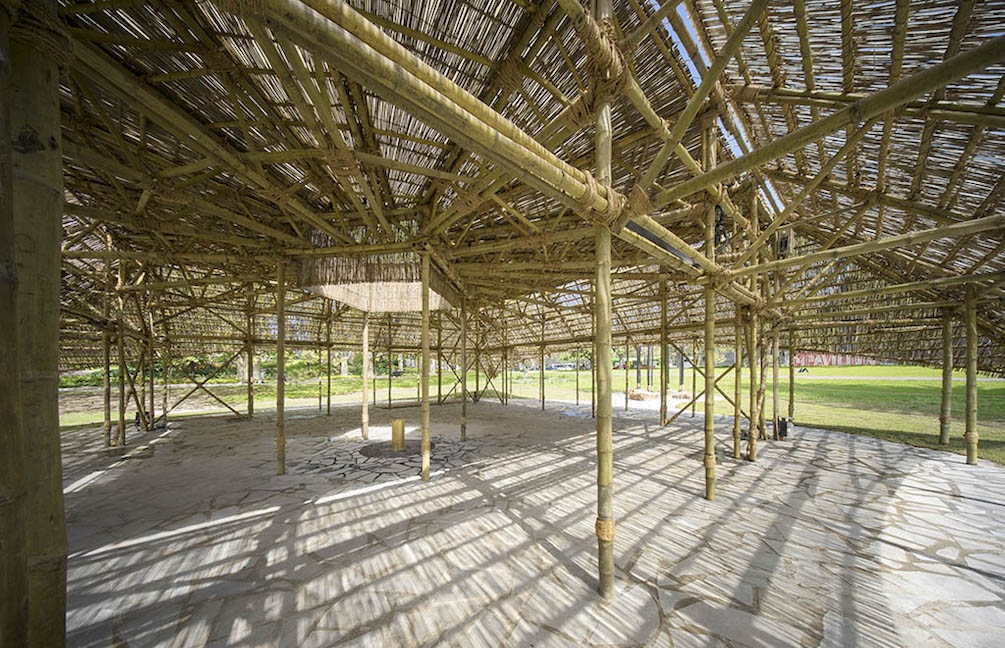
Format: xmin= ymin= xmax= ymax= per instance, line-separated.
xmin=387 ymin=315 xmax=392 ymax=406
xmin=246 ymin=294 xmax=255 ymax=418
xmin=691 ymin=338 xmax=697 ymax=417
xmin=163 ymin=332 xmax=170 ymax=426
xmin=362 ymin=310 xmax=370 ymax=440
xmin=116 ymin=262 xmax=126 ymax=446
xmin=624 ymin=338 xmax=629 ymax=410
xmin=594 ymin=0 xmax=616 ymax=597
xmin=540 ymin=317 xmax=545 ymax=410
xmin=939 ymin=309 xmax=953 ymax=445
xmin=460 ymin=296 xmax=467 ymax=439
xmin=10 ymin=3 xmax=68 ymax=638
xmin=788 ymin=331 xmax=796 ymax=422
xmin=745 ymin=311 xmax=759 ymax=461
xmin=421 ymin=254 xmax=431 ymax=480
xmin=276 ymin=263 xmax=286 ymax=475
xmin=591 ymin=300 xmax=596 ymax=418
xmin=326 ymin=303 xmax=332 ymax=415
xmin=576 ymin=348 xmax=581 ymax=405
xmin=102 ymin=253 xmax=112 ymax=445
xmin=0 ymin=10 xmax=29 ymax=641
xmin=147 ymin=298 xmax=155 ymax=427
xmin=772 ymin=328 xmax=779 ymax=440
xmin=965 ymin=286 xmax=977 ymax=464
xmin=707 ymin=148 xmax=715 ymax=498
xmin=317 ymin=340 xmax=322 ymax=411
xmin=474 ymin=319 xmax=480 ymax=401
xmin=437 ymin=313 xmax=442 ymax=404
xmin=733 ymin=312 xmax=742 ymax=459
xmin=502 ymin=318 xmax=508 ymax=404
xmin=660 ymin=280 xmax=668 ymax=425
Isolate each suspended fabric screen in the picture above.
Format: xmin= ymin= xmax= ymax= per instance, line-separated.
xmin=298 ymin=253 xmax=459 ymax=313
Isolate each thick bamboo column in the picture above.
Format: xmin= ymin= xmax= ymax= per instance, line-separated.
xmin=102 ymin=259 xmax=111 ymax=444
xmin=703 ymin=169 xmax=716 ymax=500
xmin=326 ymin=304 xmax=332 ymax=415
xmin=772 ymin=328 xmax=780 ymax=440
xmin=636 ymin=346 xmax=642 ymax=389
xmin=276 ymin=263 xmax=286 ymax=474
xmin=246 ymin=295 xmax=255 ymax=418
xmin=788 ymin=331 xmax=796 ymax=422
xmin=116 ymin=276 xmax=125 ymax=445
xmin=10 ymin=3 xmax=68 ymax=640
xmin=539 ymin=317 xmax=545 ymax=410
xmin=362 ymin=311 xmax=370 ymax=440
xmin=624 ymin=338 xmax=629 ymax=411
xmin=745 ymin=311 xmax=759 ymax=461
xmin=576 ymin=348 xmax=581 ymax=405
xmin=594 ymin=0 xmax=616 ymax=598
xmin=660 ymin=280 xmax=668 ymax=425
xmin=0 ymin=10 xmax=29 ymax=642
xmin=436 ymin=313 xmax=442 ymax=404
xmin=460 ymin=296 xmax=467 ymax=439
xmin=421 ymin=254 xmax=431 ymax=480
xmin=734 ymin=314 xmax=743 ymax=459
xmin=939 ymin=309 xmax=953 ymax=445
xmin=691 ymin=339 xmax=697 ymax=417
xmin=965 ymin=286 xmax=977 ymax=464
xmin=317 ymin=341 xmax=322 ymax=411
xmin=162 ymin=334 xmax=170 ymax=426
xmin=591 ymin=303 xmax=596 ymax=418
xmin=387 ymin=315 xmax=392 ymax=406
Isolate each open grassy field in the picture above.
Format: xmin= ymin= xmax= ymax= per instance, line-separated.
xmin=60 ymin=365 xmax=1005 ymax=464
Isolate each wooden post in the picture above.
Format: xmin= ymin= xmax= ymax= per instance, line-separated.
xmin=703 ymin=132 xmax=716 ymax=499
xmin=421 ymin=254 xmax=431 ymax=480
xmin=0 ymin=11 xmax=29 ymax=642
xmin=939 ymin=309 xmax=953 ymax=445
xmin=734 ymin=313 xmax=743 ymax=459
xmin=326 ymin=303 xmax=332 ymax=415
xmin=362 ymin=311 xmax=370 ymax=440
xmin=745 ymin=311 xmax=759 ymax=461
xmin=10 ymin=4 xmax=69 ymax=639
xmin=965 ymin=286 xmax=977 ymax=464
xmin=788 ymin=330 xmax=796 ymax=422
xmin=460 ymin=296 xmax=467 ymax=439
xmin=246 ymin=295 xmax=255 ymax=418
xmin=772 ymin=328 xmax=780 ymax=440
xmin=624 ymin=338 xmax=629 ymax=410
xmin=540 ymin=317 xmax=545 ymax=410
xmin=276 ymin=263 xmax=286 ymax=474
xmin=594 ymin=0 xmax=616 ymax=597
xmin=660 ymin=280 xmax=668 ymax=425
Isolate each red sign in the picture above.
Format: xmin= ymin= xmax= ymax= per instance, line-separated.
xmin=793 ymin=353 xmax=877 ymax=367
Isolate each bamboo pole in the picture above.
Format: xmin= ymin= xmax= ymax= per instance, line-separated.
xmin=965 ymin=286 xmax=978 ymax=464
xmin=745 ymin=310 xmax=759 ymax=461
xmin=116 ymin=266 xmax=126 ymax=445
xmin=592 ymin=302 xmax=596 ymax=418
xmin=362 ymin=310 xmax=370 ymax=440
xmin=540 ymin=317 xmax=545 ymax=410
xmin=387 ymin=315 xmax=392 ymax=406
xmin=772 ymin=327 xmax=780 ymax=440
xmin=691 ymin=338 xmax=697 ymax=417
xmin=421 ymin=254 xmax=431 ymax=480
xmin=326 ymin=303 xmax=332 ymax=415
xmin=276 ymin=263 xmax=286 ymax=475
xmin=460 ymin=296 xmax=467 ymax=440
xmin=163 ymin=333 xmax=170 ymax=426
xmin=594 ymin=0 xmax=616 ymax=599
xmin=246 ymin=295 xmax=255 ymax=418
xmin=660 ymin=280 xmax=668 ymax=425
xmin=102 ymin=251 xmax=112 ymax=445
xmin=624 ymin=338 xmax=629 ymax=410
xmin=0 ymin=10 xmax=29 ymax=642
xmin=437 ymin=313 xmax=442 ymax=405
xmin=10 ymin=7 xmax=68 ymax=639
xmin=939 ymin=309 xmax=953 ymax=445
xmin=788 ymin=331 xmax=796 ymax=422
xmin=734 ymin=314 xmax=742 ymax=458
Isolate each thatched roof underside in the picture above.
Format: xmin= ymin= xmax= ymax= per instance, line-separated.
xmin=58 ymin=0 xmax=1004 ymax=374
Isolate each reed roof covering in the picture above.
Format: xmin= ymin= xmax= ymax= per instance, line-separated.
xmin=55 ymin=0 xmax=1005 ymax=374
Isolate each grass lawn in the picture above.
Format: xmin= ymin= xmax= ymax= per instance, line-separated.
xmin=61 ymin=365 xmax=1005 ymax=464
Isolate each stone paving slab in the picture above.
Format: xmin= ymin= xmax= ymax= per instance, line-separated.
xmin=62 ymin=399 xmax=1005 ymax=647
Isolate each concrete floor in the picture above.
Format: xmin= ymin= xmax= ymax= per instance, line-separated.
xmin=63 ymin=398 xmax=1005 ymax=647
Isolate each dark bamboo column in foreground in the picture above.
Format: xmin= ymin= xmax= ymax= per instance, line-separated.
xmin=246 ymin=295 xmax=255 ymax=418
xmin=276 ymin=263 xmax=286 ymax=474
xmin=965 ymin=287 xmax=977 ymax=464
xmin=733 ymin=314 xmax=742 ymax=458
xmin=460 ymin=296 xmax=467 ymax=439
xmin=788 ymin=331 xmax=796 ymax=422
xmin=421 ymin=254 xmax=431 ymax=480
xmin=745 ymin=310 xmax=759 ymax=461
xmin=102 ymin=257 xmax=112 ymax=444
xmin=0 ymin=9 xmax=29 ymax=642
xmin=11 ymin=1 xmax=69 ymax=639
xmin=939 ymin=309 xmax=953 ymax=445
xmin=326 ymin=303 xmax=332 ymax=415
xmin=660 ymin=280 xmax=668 ymax=425
xmin=703 ymin=131 xmax=716 ymax=500
xmin=539 ymin=317 xmax=545 ymax=410
xmin=362 ymin=310 xmax=370 ymax=440
xmin=772 ymin=328 xmax=780 ymax=440
xmin=594 ymin=0 xmax=616 ymax=599
xmin=116 ymin=262 xmax=126 ymax=446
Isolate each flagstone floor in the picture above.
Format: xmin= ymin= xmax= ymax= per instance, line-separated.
xmin=62 ymin=398 xmax=1005 ymax=647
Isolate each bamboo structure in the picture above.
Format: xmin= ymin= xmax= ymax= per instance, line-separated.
xmin=940 ymin=311 xmax=953 ymax=445
xmin=276 ymin=263 xmax=286 ymax=475
xmin=421 ymin=254 xmax=431 ymax=481
xmin=2 ymin=0 xmax=1000 ymax=622
xmin=965 ymin=286 xmax=978 ymax=465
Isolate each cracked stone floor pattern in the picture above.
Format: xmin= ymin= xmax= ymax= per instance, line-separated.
xmin=62 ymin=398 xmax=1005 ymax=647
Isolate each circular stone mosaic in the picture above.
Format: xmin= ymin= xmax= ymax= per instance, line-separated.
xmin=359 ymin=439 xmax=434 ymax=458
xmin=294 ymin=436 xmax=475 ymax=482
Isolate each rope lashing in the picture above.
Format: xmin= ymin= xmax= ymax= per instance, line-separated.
xmin=703 ymin=454 xmax=716 ymax=468
xmin=595 ymin=516 xmax=615 ymax=542
xmin=496 ymin=57 xmax=525 ymax=94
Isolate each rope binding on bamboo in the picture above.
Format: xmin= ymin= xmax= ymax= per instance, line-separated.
xmin=595 ymin=516 xmax=615 ymax=542
xmin=8 ymin=0 xmax=73 ymax=67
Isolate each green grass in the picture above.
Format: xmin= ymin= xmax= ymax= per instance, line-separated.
xmin=61 ymin=366 xmax=1005 ymax=464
